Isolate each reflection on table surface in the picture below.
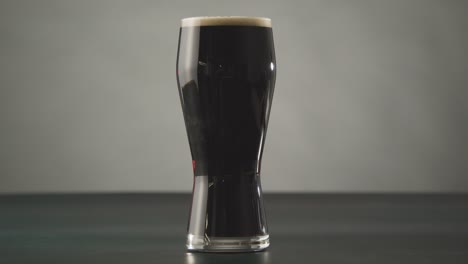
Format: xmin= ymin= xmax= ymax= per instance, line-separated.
xmin=185 ymin=251 xmax=270 ymax=264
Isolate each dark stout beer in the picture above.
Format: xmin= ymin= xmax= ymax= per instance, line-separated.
xmin=176 ymin=17 xmax=276 ymax=252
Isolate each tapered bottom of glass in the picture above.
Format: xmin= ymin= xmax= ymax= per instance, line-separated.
xmin=186 ymin=234 xmax=269 ymax=252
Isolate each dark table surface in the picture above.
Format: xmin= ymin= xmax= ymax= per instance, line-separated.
xmin=1 ymin=193 xmax=468 ymax=264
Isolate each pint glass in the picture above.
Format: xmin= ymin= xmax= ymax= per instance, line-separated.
xmin=176 ymin=16 xmax=276 ymax=252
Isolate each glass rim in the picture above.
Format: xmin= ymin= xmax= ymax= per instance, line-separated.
xmin=181 ymin=16 xmax=272 ymax=28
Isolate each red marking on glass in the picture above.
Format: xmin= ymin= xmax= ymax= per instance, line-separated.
xmin=192 ymin=160 xmax=196 ymax=172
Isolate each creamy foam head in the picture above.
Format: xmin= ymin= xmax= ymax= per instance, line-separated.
xmin=181 ymin=16 xmax=271 ymax=28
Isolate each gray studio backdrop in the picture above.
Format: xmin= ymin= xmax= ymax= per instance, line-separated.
xmin=1 ymin=0 xmax=467 ymax=193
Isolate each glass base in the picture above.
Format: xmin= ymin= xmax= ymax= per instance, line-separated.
xmin=186 ymin=234 xmax=270 ymax=252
